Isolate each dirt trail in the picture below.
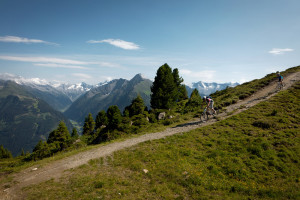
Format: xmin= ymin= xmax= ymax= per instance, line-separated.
xmin=2 ymin=71 xmax=300 ymax=200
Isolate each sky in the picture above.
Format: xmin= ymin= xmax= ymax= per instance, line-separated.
xmin=0 ymin=0 xmax=299 ymax=85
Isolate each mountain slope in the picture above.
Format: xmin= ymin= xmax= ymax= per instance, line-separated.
xmin=64 ymin=74 xmax=152 ymax=123
xmin=22 ymin=84 xmax=72 ymax=112
xmin=0 ymin=80 xmax=73 ymax=156
xmin=5 ymin=69 xmax=300 ymax=199
xmin=53 ymin=82 xmax=95 ymax=102
xmin=0 ymin=73 xmax=73 ymax=111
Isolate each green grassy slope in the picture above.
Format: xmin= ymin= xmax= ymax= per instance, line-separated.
xmin=24 ymin=81 xmax=300 ymax=199
xmin=212 ymin=65 xmax=300 ymax=108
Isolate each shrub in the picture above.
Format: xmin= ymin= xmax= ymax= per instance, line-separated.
xmin=252 ymin=120 xmax=275 ymax=129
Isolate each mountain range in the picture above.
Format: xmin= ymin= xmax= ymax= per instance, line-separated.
xmin=188 ymin=81 xmax=239 ymax=97
xmin=64 ymin=74 xmax=152 ymax=123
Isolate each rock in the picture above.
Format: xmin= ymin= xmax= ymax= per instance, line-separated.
xmin=158 ymin=112 xmax=166 ymax=120
xmin=32 ymin=168 xmax=38 ymax=171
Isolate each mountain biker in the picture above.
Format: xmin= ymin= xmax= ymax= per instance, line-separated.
xmin=276 ymin=71 xmax=284 ymax=89
xmin=203 ymin=96 xmax=216 ymax=115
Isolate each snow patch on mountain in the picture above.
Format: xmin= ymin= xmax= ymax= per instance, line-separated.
xmin=191 ymin=81 xmax=239 ymax=96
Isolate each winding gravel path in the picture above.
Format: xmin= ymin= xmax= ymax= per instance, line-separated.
xmin=2 ymin=71 xmax=300 ymax=200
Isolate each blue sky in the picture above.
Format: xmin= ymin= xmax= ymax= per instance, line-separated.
xmin=0 ymin=0 xmax=299 ymax=85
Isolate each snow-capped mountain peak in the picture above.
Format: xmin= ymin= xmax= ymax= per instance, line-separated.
xmin=191 ymin=81 xmax=239 ymax=96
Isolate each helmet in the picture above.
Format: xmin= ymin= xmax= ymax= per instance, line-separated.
xmin=203 ymin=96 xmax=206 ymax=100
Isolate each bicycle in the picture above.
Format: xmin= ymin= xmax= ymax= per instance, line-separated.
xmin=275 ymin=81 xmax=285 ymax=91
xmin=200 ymin=107 xmax=219 ymax=121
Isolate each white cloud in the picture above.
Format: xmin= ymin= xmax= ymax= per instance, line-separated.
xmin=0 ymin=35 xmax=59 ymax=46
xmin=72 ymin=73 xmax=92 ymax=79
xmin=180 ymin=69 xmax=216 ymax=81
xmin=268 ymin=48 xmax=294 ymax=55
xmin=34 ymin=63 xmax=89 ymax=69
xmin=87 ymin=39 xmax=140 ymax=50
xmin=93 ymin=62 xmax=122 ymax=68
xmin=0 ymin=55 xmax=88 ymax=65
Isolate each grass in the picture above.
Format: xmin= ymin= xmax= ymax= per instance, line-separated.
xmin=211 ymin=65 xmax=300 ymax=109
xmin=0 ymin=109 xmax=197 ymax=182
xmin=23 ymin=81 xmax=300 ymax=199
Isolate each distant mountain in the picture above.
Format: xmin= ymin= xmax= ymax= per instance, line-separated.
xmin=0 ymin=73 xmax=97 ymax=111
xmin=64 ymin=74 xmax=152 ymax=124
xmin=0 ymin=73 xmax=74 ymax=111
xmin=53 ymin=82 xmax=96 ymax=102
xmin=0 ymin=80 xmax=73 ymax=156
xmin=187 ymin=81 xmax=239 ymax=97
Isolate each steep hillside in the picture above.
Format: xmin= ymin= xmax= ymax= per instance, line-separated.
xmin=22 ymin=80 xmax=300 ymax=199
xmin=212 ymin=65 xmax=300 ymax=108
xmin=0 ymin=80 xmax=73 ymax=156
xmin=64 ymin=74 xmax=152 ymax=123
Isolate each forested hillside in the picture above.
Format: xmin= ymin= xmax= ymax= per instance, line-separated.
xmin=0 ymin=80 xmax=73 ymax=156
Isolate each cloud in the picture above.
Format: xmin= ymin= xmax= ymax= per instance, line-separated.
xmin=0 ymin=35 xmax=59 ymax=46
xmin=34 ymin=63 xmax=89 ymax=69
xmin=268 ymin=48 xmax=294 ymax=55
xmin=0 ymin=55 xmax=88 ymax=65
xmin=72 ymin=73 xmax=92 ymax=79
xmin=87 ymin=39 xmax=140 ymax=50
xmin=180 ymin=69 xmax=216 ymax=81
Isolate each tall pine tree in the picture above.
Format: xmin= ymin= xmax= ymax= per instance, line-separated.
xmin=151 ymin=63 xmax=177 ymax=109
xmin=173 ymin=68 xmax=188 ymax=101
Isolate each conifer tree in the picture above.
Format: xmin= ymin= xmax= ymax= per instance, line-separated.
xmin=172 ymin=68 xmax=188 ymax=101
xmin=32 ymin=140 xmax=50 ymax=160
xmin=83 ymin=113 xmax=95 ymax=135
xmin=188 ymin=89 xmax=202 ymax=107
xmin=95 ymin=110 xmax=108 ymax=130
xmin=71 ymin=128 xmax=79 ymax=139
xmin=47 ymin=121 xmax=71 ymax=150
xmin=151 ymin=63 xmax=177 ymax=109
xmin=0 ymin=145 xmax=12 ymax=159
xmin=128 ymin=94 xmax=145 ymax=117
xmin=107 ymin=105 xmax=122 ymax=130
xmin=178 ymin=85 xmax=188 ymax=101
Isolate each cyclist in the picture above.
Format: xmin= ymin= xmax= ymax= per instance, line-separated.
xmin=203 ymin=96 xmax=216 ymax=115
xmin=276 ymin=71 xmax=284 ymax=89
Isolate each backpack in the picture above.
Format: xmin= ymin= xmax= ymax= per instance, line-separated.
xmin=279 ymin=75 xmax=283 ymax=81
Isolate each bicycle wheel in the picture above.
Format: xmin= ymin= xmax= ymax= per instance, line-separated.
xmin=200 ymin=112 xmax=207 ymax=121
